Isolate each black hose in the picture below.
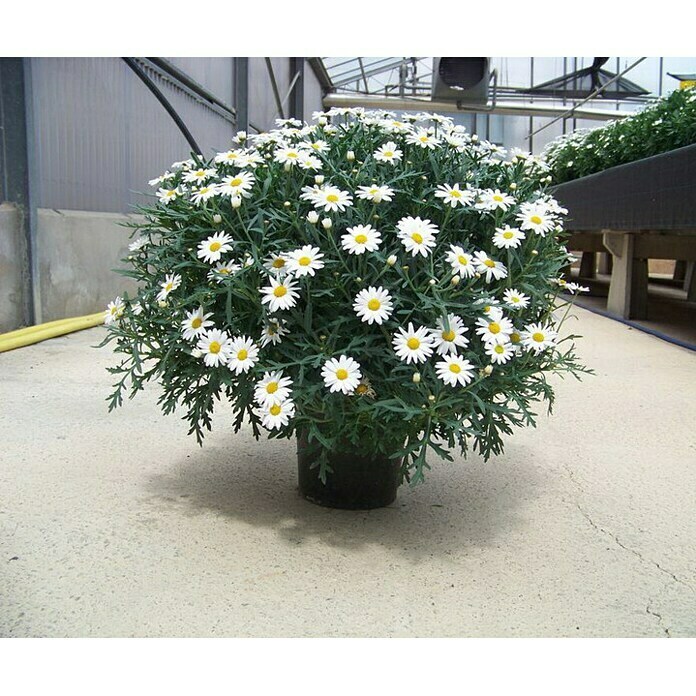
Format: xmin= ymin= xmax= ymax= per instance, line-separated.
xmin=122 ymin=57 xmax=202 ymax=158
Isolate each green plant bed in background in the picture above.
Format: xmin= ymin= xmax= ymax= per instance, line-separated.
xmin=102 ymin=109 xmax=589 ymax=508
xmin=544 ymin=86 xmax=696 ymax=184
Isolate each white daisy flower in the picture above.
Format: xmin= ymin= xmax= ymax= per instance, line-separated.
xmin=260 ymin=276 xmax=300 ymax=312
xmin=473 ymin=251 xmax=508 ymax=282
xmin=254 ymin=371 xmax=293 ymax=407
xmin=157 ymin=187 xmax=181 ymax=204
xmin=104 ymin=297 xmax=125 ymax=324
xmin=392 ymin=322 xmax=435 ymax=364
xmin=476 ymin=188 xmax=516 ymax=211
xmin=430 ymin=314 xmax=469 ymax=355
xmin=406 ymin=128 xmax=440 ymax=149
xmin=503 ymin=288 xmax=530 ymax=310
xmin=434 ymin=183 xmax=474 ymax=208
xmin=356 ymin=184 xmax=394 ymax=204
xmin=485 ymin=342 xmax=515 ymax=364
xmin=273 ymin=146 xmax=302 ymax=166
xmin=263 ymin=253 xmax=289 ymax=276
xmin=131 ymin=302 xmax=143 ymax=316
xmin=435 ymin=355 xmax=476 ymax=387
xmin=373 ymin=142 xmax=403 ymax=165
xmin=236 ymin=151 xmax=264 ymax=169
xmin=183 ymin=167 xmax=217 ymax=184
xmin=563 ymin=282 xmax=590 ymax=294
xmin=298 ymin=153 xmax=323 ymax=171
xmin=446 ymin=245 xmax=476 ymax=279
xmin=380 ymin=119 xmax=412 ymax=134
xmin=227 ymin=336 xmax=259 ymax=375
xmin=207 ymin=260 xmax=241 ymax=283
xmin=397 ymin=216 xmax=440 ymax=258
xmin=197 ymin=329 xmax=233 ymax=367
xmin=492 ymin=226 xmax=526 ymax=249
xmin=322 ymin=355 xmax=362 ymax=395
xmin=156 ymin=274 xmax=182 ymax=302
xmin=285 ymin=245 xmax=325 ymax=277
xmin=341 ymin=225 xmax=382 ymax=255
xmin=190 ymin=186 xmax=218 ymax=205
xmin=516 ymin=205 xmax=556 ymax=237
xmin=256 ymin=397 xmax=296 ymax=430
xmin=218 ymin=172 xmax=255 ymax=198
xmin=259 ymin=319 xmax=288 ymax=347
xmin=197 ymin=232 xmax=234 ymax=264
xmin=311 ymin=185 xmax=353 ymax=213
xmin=148 ymin=172 xmax=174 ymax=187
xmin=475 ymin=308 xmax=514 ymax=345
xmin=128 ymin=236 xmax=148 ymax=252
xmin=214 ymin=150 xmax=244 ymax=166
xmin=353 ymin=286 xmax=394 ymax=325
xmin=308 ymin=139 xmax=330 ymax=153
xmin=181 ymin=307 xmax=214 ymax=341
xmin=521 ymin=323 xmax=558 ymax=353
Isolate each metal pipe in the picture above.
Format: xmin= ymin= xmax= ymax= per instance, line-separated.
xmin=122 ymin=57 xmax=202 ymax=156
xmin=265 ymin=57 xmax=285 ymax=121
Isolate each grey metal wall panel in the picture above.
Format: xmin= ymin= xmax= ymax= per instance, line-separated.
xmin=248 ymin=57 xmax=291 ymax=131
xmin=165 ymin=57 xmax=234 ymax=105
xmin=29 ymin=57 xmax=235 ymax=213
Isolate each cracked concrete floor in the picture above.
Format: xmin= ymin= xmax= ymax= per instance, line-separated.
xmin=1 ymin=308 xmax=695 ymax=637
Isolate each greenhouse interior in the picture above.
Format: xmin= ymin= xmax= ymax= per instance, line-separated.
xmin=1 ymin=56 xmax=695 ymax=644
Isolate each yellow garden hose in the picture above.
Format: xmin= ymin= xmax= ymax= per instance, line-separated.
xmin=0 ymin=313 xmax=104 ymax=353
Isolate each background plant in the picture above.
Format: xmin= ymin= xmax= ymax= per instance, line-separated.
xmin=102 ymin=109 xmax=589 ymax=484
xmin=544 ymin=86 xmax=696 ymax=184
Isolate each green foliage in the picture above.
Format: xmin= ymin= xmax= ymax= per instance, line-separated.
xmin=544 ymin=87 xmax=696 ymax=184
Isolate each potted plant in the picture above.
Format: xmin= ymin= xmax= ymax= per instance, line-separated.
xmin=102 ymin=108 xmax=589 ymax=509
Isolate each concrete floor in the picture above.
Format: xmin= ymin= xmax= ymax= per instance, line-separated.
xmin=1 ymin=308 xmax=695 ymax=637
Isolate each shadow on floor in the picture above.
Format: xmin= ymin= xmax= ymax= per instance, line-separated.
xmin=145 ymin=434 xmax=546 ymax=561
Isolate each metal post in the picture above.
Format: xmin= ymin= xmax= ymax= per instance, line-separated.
xmin=289 ymin=57 xmax=305 ymax=121
xmin=234 ymin=57 xmax=248 ymax=132
xmin=0 ymin=58 xmax=39 ymax=325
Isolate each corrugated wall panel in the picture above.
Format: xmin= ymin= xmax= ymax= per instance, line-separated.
xmin=30 ymin=57 xmax=236 ymax=213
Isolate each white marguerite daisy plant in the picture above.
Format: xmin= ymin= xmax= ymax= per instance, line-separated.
xmin=104 ymin=108 xmax=589 ymax=487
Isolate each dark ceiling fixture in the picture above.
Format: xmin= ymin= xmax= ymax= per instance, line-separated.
xmin=529 ymin=58 xmax=649 ymax=100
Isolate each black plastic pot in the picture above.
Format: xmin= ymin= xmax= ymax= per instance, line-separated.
xmin=297 ymin=434 xmax=402 ymax=510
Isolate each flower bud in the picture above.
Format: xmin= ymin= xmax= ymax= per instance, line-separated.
xmin=412 ymin=372 xmax=421 ymax=384
xmin=315 ymin=174 xmax=325 ymax=184
xmin=531 ymin=249 xmax=539 ymax=256
xmin=231 ymin=196 xmax=242 ymax=209
xmin=509 ymin=183 xmax=517 ymax=191
xmin=321 ymin=218 xmax=332 ymax=230
xmin=307 ymin=211 xmax=319 ymax=224
xmin=429 ymin=279 xmax=436 ymax=285
xmin=346 ymin=150 xmax=355 ymax=161
xmin=451 ymin=275 xmax=460 ymax=286
xmin=283 ymin=201 xmax=291 ymax=208
xmin=284 ymin=161 xmax=292 ymax=172
xmin=158 ymin=301 xmax=167 ymax=308
xmin=386 ymin=255 xmax=397 ymax=266
xmin=318 ymin=117 xmax=327 ymax=126
xmin=483 ymin=365 xmax=493 ymax=376
xmin=192 ymin=348 xmax=203 ymax=358
xmin=428 ymin=394 xmax=436 ymax=402
xmin=213 ymin=214 xmax=222 ymax=224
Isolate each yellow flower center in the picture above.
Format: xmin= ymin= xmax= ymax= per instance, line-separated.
xmin=503 ymin=231 xmax=513 ymax=239
xmin=384 ymin=151 xmax=394 ymax=157
xmin=272 ymin=258 xmax=285 ymax=268
xmin=166 ymin=190 xmax=176 ymax=197
xmin=209 ymin=341 xmax=221 ymax=354
xmin=484 ymin=259 xmax=496 ymax=268
xmin=298 ymin=256 xmax=311 ymax=266
xmin=489 ymin=322 xmax=501 ymax=334
xmin=355 ymin=234 xmax=368 ymax=244
xmin=367 ymin=299 xmax=381 ymax=311
xmin=530 ymin=215 xmax=543 ymax=225
xmin=287 ymin=152 xmax=298 ymax=158
xmin=165 ymin=283 xmax=173 ymax=292
xmin=407 ymin=337 xmax=420 ymax=350
xmin=230 ymin=178 xmax=243 ymax=186
xmin=442 ymin=329 xmax=456 ymax=342
xmin=326 ymin=194 xmax=339 ymax=203
xmin=191 ymin=317 xmax=202 ymax=329
xmin=449 ymin=363 xmax=461 ymax=373
xmin=493 ymin=195 xmax=503 ymax=202
xmin=510 ymin=332 xmax=521 ymax=344
xmin=273 ymin=286 xmax=288 ymax=297
xmin=411 ymin=233 xmax=423 ymax=244
xmin=270 ymin=404 xmax=282 ymax=416
xmin=336 ymin=368 xmax=349 ymax=380
xmin=219 ymin=268 xmax=230 ymax=275
xmin=419 ymin=136 xmax=428 ymax=142
xmin=532 ymin=332 xmax=545 ymax=343
xmin=494 ymin=345 xmax=505 ymax=354
xmin=227 ymin=153 xmax=238 ymax=159
xmin=209 ymin=242 xmax=221 ymax=252
xmin=199 ymin=187 xmax=210 ymax=195
xmin=266 ymin=382 xmax=279 ymax=394
xmin=356 ymin=384 xmax=369 ymax=395
xmin=458 ymin=255 xmax=468 ymax=265
xmin=511 ymin=296 xmax=520 ymax=303
xmin=237 ymin=349 xmax=248 ymax=361
xmin=450 ymin=190 xmax=461 ymax=198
